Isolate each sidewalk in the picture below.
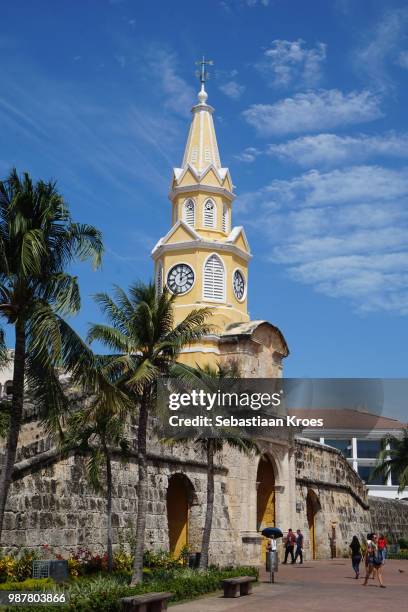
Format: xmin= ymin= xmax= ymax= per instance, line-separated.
xmin=170 ymin=559 xmax=408 ymax=611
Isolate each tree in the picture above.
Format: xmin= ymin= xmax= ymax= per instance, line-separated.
xmin=372 ymin=427 xmax=408 ymax=493
xmin=166 ymin=362 xmax=259 ymax=570
xmin=87 ymin=283 xmax=212 ymax=584
xmin=0 ymin=168 xmax=103 ymax=541
xmin=62 ymin=365 xmax=131 ymax=572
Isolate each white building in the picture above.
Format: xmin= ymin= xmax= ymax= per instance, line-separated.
xmin=297 ymin=408 xmax=406 ymax=499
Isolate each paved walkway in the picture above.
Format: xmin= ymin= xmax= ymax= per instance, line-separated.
xmin=171 ymin=559 xmax=407 ymax=611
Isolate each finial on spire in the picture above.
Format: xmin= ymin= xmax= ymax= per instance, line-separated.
xmin=195 ymin=56 xmax=213 ymax=104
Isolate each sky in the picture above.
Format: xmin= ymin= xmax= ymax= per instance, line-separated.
xmin=1 ymin=0 xmax=408 ymax=394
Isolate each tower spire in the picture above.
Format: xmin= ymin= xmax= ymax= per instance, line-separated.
xmin=181 ymin=57 xmax=222 ymax=169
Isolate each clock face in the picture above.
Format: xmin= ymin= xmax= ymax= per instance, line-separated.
xmin=233 ymin=270 xmax=246 ymax=301
xmin=167 ymin=264 xmax=195 ymax=295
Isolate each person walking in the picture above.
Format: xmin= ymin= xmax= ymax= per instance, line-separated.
xmin=294 ymin=529 xmax=304 ymax=564
xmin=363 ymin=533 xmax=386 ymax=588
xmin=349 ymin=535 xmax=362 ymax=579
xmin=378 ymin=534 xmax=388 ymax=564
xmin=283 ymin=528 xmax=296 ymax=564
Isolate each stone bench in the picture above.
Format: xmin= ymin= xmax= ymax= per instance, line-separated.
xmin=120 ymin=592 xmax=173 ymax=612
xmin=222 ymin=576 xmax=255 ymax=598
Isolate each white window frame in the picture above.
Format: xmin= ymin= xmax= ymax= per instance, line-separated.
xmin=156 ymin=262 xmax=163 ymax=297
xmin=202 ymin=253 xmax=226 ymax=303
xmin=203 ymin=198 xmax=217 ymax=229
xmin=183 ymin=198 xmax=195 ymax=227
xmin=222 ymin=203 xmax=229 ymax=233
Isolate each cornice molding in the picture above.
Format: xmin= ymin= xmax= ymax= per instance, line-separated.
xmin=151 ymin=239 xmax=252 ymax=262
xmin=169 ymin=184 xmax=235 ymax=202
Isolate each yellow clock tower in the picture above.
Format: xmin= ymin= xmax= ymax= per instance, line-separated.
xmin=152 ymin=59 xmax=251 ymax=366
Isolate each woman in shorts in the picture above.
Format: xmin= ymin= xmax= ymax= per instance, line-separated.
xmin=363 ymin=533 xmax=386 ymax=588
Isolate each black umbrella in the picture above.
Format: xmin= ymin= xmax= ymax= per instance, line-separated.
xmin=261 ymin=527 xmax=283 ymax=539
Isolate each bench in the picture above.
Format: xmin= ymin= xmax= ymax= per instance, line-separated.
xmin=222 ymin=576 xmax=255 ymax=598
xmin=120 ymin=591 xmax=173 ymax=612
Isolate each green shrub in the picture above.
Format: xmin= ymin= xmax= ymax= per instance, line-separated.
xmin=388 ymin=550 xmax=408 ymax=560
xmin=0 ymin=549 xmax=39 ymax=583
xmin=0 ymin=577 xmax=54 ymax=591
xmin=142 ymin=549 xmax=182 ymax=570
xmin=397 ymin=537 xmax=408 ymax=549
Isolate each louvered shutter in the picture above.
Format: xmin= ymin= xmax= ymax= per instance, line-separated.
xmin=222 ymin=204 xmax=229 ymax=233
xmin=204 ymin=200 xmax=216 ymax=228
xmin=156 ymin=264 xmax=163 ymax=297
xmin=183 ymin=200 xmax=195 ymax=227
xmin=203 ymin=255 xmax=225 ymax=301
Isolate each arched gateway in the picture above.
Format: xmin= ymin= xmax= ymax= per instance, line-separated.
xmin=306 ymin=489 xmax=321 ymax=559
xmin=256 ymin=455 xmax=276 ymax=560
xmin=166 ymin=474 xmax=195 ymax=557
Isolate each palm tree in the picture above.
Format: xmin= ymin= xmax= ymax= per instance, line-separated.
xmin=167 ymin=362 xmax=259 ymax=570
xmin=87 ymin=283 xmax=212 ymax=584
xmin=372 ymin=427 xmax=408 ymax=493
xmin=0 ymin=168 xmax=103 ymax=541
xmin=62 ymin=365 xmax=132 ymax=572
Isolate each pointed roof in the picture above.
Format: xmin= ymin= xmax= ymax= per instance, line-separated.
xmin=181 ymin=84 xmax=223 ymax=173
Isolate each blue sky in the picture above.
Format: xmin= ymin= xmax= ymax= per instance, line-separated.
xmin=1 ymin=0 xmax=408 ymax=385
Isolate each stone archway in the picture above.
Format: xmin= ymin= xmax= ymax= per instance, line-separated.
xmin=256 ymin=455 xmax=276 ymax=560
xmin=306 ymin=489 xmax=321 ymax=560
xmin=167 ymin=473 xmax=195 ymax=558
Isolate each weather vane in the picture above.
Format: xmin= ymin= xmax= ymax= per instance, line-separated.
xmin=195 ymin=56 xmax=214 ymax=85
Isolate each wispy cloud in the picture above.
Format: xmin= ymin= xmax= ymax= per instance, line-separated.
xmin=234 ymin=146 xmax=261 ymax=162
xmin=396 ymin=50 xmax=408 ymax=69
xmin=0 ymin=53 xmax=187 ymax=206
xmin=355 ymin=8 xmax=408 ymax=92
xmin=256 ymin=39 xmax=326 ymax=88
xmin=267 ymin=132 xmax=408 ymax=166
xmin=238 ymin=165 xmax=408 ymax=313
xmin=219 ymin=80 xmax=245 ymax=99
xmin=146 ymin=47 xmax=195 ymax=117
xmin=220 ymin=0 xmax=270 ymax=9
xmin=243 ymin=89 xmax=383 ymax=136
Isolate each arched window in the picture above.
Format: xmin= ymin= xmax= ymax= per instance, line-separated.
xmin=222 ymin=203 xmax=229 ymax=233
xmin=156 ymin=263 xmax=163 ymax=297
xmin=203 ymin=199 xmax=216 ymax=228
xmin=4 ymin=381 xmax=13 ymax=397
xmin=183 ymin=199 xmax=195 ymax=227
xmin=203 ymin=254 xmax=225 ymax=302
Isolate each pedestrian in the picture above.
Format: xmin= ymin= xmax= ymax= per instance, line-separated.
xmin=349 ymin=535 xmax=361 ymax=579
xmin=282 ymin=528 xmax=296 ymax=564
xmin=378 ymin=534 xmax=388 ymax=564
xmin=294 ymin=529 xmax=304 ymax=564
xmin=363 ymin=533 xmax=386 ymax=588
xmin=267 ymin=537 xmax=277 ymax=553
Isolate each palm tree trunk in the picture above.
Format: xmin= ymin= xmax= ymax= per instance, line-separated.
xmin=199 ymin=440 xmax=215 ymax=570
xmin=0 ymin=318 xmax=26 ymax=542
xmin=106 ymin=448 xmax=113 ymax=573
xmin=130 ymin=387 xmax=149 ymax=585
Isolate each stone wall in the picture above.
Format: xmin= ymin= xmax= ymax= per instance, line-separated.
xmin=370 ymin=496 xmax=408 ymax=543
xmin=2 ymin=424 xmax=378 ymax=565
xmin=295 ymin=438 xmax=371 ymax=559
xmin=2 ymin=433 xmax=239 ymax=567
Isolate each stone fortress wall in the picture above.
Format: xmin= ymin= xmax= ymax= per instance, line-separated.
xmin=3 ymin=412 xmax=402 ymax=565
xmin=2 ymin=324 xmax=407 ymax=565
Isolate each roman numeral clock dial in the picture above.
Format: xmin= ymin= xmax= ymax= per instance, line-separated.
xmin=233 ymin=270 xmax=246 ymax=301
xmin=167 ymin=264 xmax=194 ymax=294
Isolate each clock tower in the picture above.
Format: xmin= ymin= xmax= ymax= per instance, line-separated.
xmin=152 ymin=59 xmax=251 ymax=366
